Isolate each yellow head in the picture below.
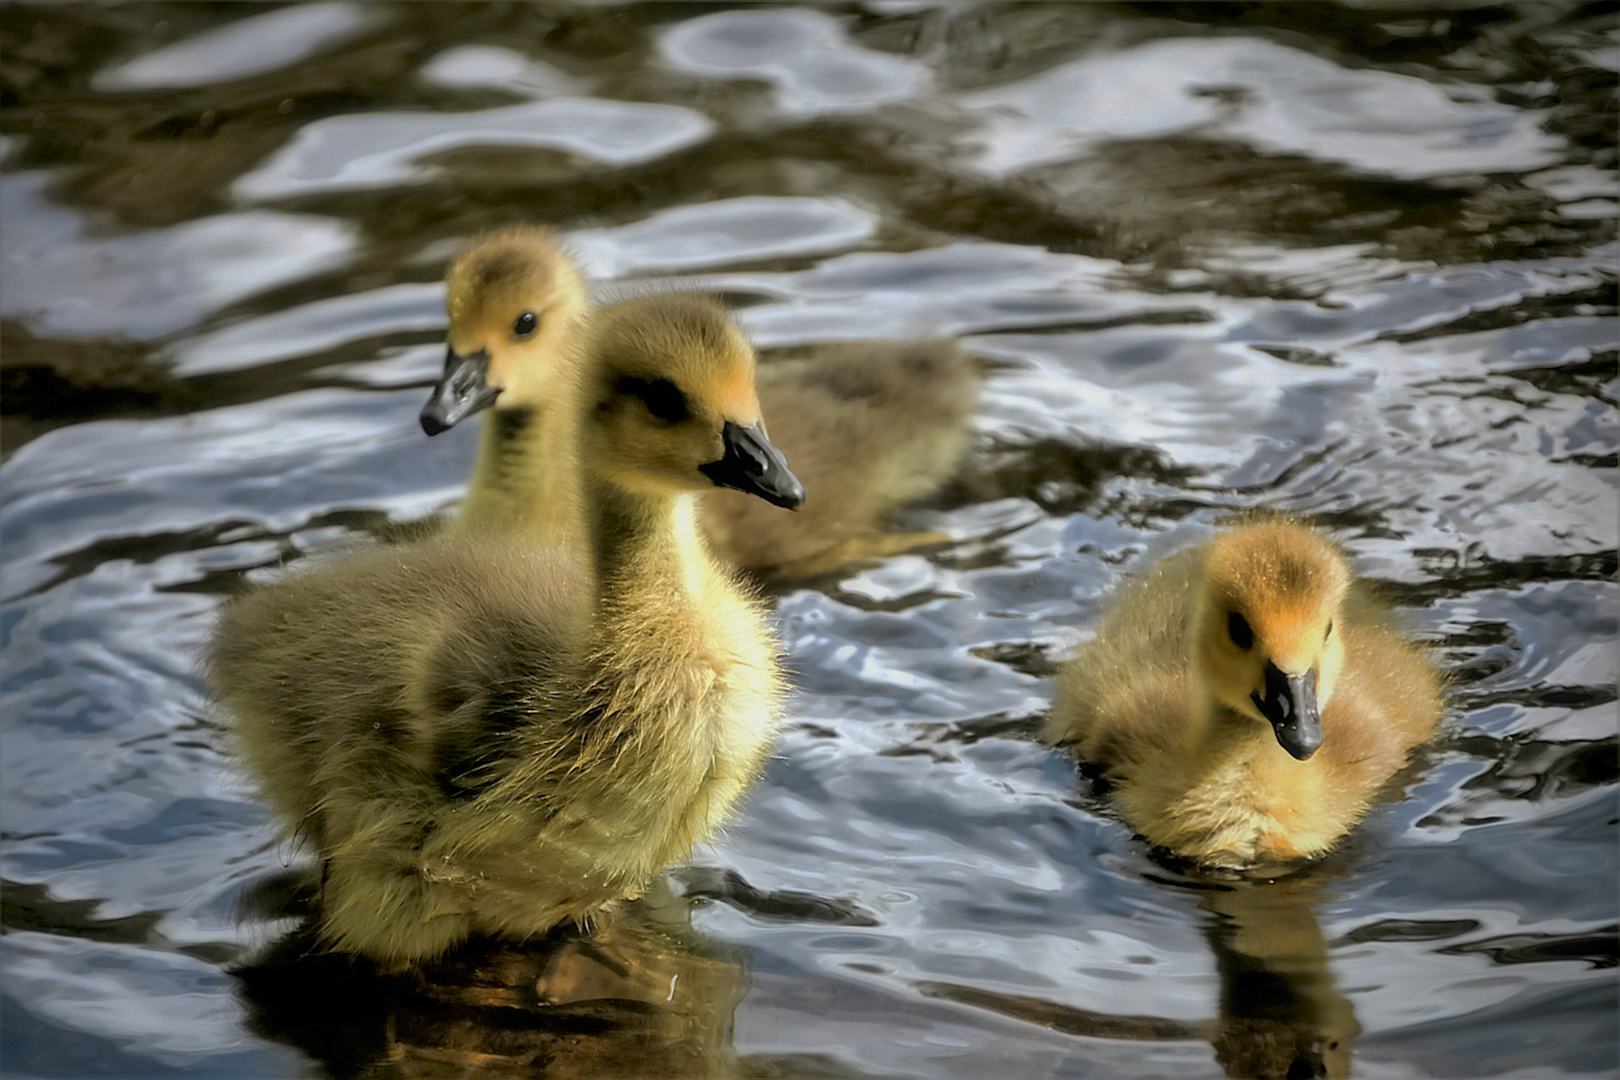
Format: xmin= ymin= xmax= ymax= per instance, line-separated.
xmin=582 ymin=294 xmax=804 ymax=509
xmin=1192 ymin=522 xmax=1350 ymax=760
xmin=421 ymin=226 xmax=589 ymax=434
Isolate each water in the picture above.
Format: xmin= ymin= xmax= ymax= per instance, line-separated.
xmin=2 ymin=3 xmax=1615 ymax=1077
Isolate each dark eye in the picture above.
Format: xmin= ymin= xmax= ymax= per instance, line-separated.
xmin=1227 ymin=612 xmax=1254 ymax=650
xmin=1324 ymin=619 xmax=1334 ymax=641
xmin=614 ymin=376 xmax=690 ymax=424
xmin=512 ymin=311 xmax=539 ymax=338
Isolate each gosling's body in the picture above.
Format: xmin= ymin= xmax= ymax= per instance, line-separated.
xmin=1045 ymin=521 xmax=1442 ymax=868
xmin=703 ymin=339 xmax=979 ymax=573
xmin=212 ymin=296 xmax=798 ymax=965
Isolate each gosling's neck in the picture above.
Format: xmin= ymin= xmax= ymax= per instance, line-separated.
xmin=454 ymin=402 xmax=584 ymax=544
xmin=586 ymin=476 xmax=712 ymax=617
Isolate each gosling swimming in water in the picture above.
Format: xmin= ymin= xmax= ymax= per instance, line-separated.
xmin=211 ymin=295 xmax=802 ymax=965
xmin=1045 ymin=518 xmax=1443 ymax=869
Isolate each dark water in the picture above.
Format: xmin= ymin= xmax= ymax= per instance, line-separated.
xmin=2 ymin=3 xmax=1616 ymax=1078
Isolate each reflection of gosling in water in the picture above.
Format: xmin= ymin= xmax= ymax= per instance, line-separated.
xmin=211 ymin=295 xmax=803 ymax=965
xmin=235 ymin=876 xmax=749 ymax=1079
xmin=421 ymin=226 xmax=979 ymax=574
xmin=1045 ymin=519 xmax=1443 ymax=868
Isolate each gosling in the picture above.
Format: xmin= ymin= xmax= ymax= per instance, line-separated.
xmin=420 ymin=224 xmax=590 ymax=542
xmin=211 ymin=295 xmax=803 ymax=965
xmin=1044 ymin=519 xmax=1444 ymax=869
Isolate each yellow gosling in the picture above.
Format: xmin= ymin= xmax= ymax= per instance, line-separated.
xmin=1045 ymin=519 xmax=1443 ymax=869
xmin=211 ymin=294 xmax=801 ymax=966
xmin=421 ymin=225 xmax=590 ymax=541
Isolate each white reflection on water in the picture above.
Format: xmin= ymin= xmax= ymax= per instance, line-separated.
xmin=661 ymin=8 xmax=927 ymax=115
xmin=3 ymin=932 xmax=262 ymax=1063
xmin=234 ymin=97 xmax=716 ymax=200
xmin=571 ymin=195 xmax=879 ymax=277
xmin=959 ymin=36 xmax=1564 ymax=180
xmin=418 ymin=44 xmax=588 ymax=99
xmin=169 ymin=282 xmax=444 ymax=377
xmin=93 ymin=2 xmax=377 ymax=93
xmin=0 ymin=173 xmax=354 ymax=339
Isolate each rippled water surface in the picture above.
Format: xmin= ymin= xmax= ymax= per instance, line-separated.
xmin=2 ymin=3 xmax=1616 ymax=1078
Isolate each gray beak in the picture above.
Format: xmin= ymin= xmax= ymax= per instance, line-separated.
xmin=1252 ymin=662 xmax=1322 ymax=761
xmin=698 ymin=421 xmax=806 ymax=510
xmin=420 ymin=347 xmax=500 ymax=435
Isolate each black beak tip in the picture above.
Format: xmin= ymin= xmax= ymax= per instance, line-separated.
xmin=419 ymin=347 xmax=497 ymax=436
xmin=419 ymin=409 xmax=449 ymax=437
xmin=1282 ymin=732 xmax=1322 ymax=762
xmin=774 ymin=476 xmax=807 ymax=511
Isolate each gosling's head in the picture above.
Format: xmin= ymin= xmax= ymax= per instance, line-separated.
xmin=1193 ymin=522 xmax=1351 ymax=761
xmin=421 ymin=226 xmax=589 ymax=435
xmin=584 ymin=294 xmax=805 ymax=510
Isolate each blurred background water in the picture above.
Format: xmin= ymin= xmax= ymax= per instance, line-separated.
xmin=1 ymin=3 xmax=1615 ymax=1078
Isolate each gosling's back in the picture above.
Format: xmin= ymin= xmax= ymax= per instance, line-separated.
xmin=209 ymin=537 xmax=589 ymax=845
xmin=702 ymin=339 xmax=978 ymax=571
